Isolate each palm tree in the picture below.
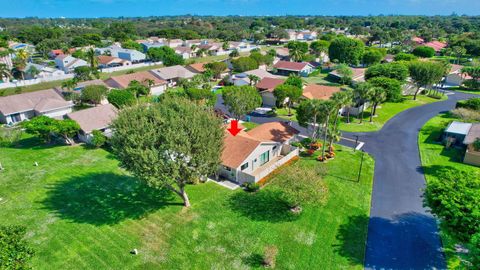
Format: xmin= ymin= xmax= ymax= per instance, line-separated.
xmin=320 ymin=100 xmax=335 ymax=161
xmin=26 ymin=65 xmax=40 ymax=79
xmin=14 ymin=49 xmax=29 ymax=80
xmin=368 ymin=87 xmax=387 ymax=123
xmin=248 ymin=74 xmax=260 ymax=86
xmin=61 ymin=79 xmax=78 ymax=91
xmin=328 ymin=91 xmax=351 ymax=149
xmin=342 ymin=89 xmax=354 ymax=124
xmin=0 ymin=63 xmax=12 ymax=83
xmin=142 ymin=78 xmax=155 ymax=96
xmin=289 ymin=46 xmax=303 ymax=62
xmin=86 ymin=48 xmax=98 ymax=69
xmin=353 ymin=82 xmax=373 ymax=124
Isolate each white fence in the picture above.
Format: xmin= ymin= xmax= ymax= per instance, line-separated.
xmin=0 ymin=61 xmax=164 ymax=90
xmin=0 ymin=74 xmax=74 ymax=89
xmin=99 ymin=61 xmax=163 ymax=73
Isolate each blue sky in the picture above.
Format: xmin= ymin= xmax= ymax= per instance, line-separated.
xmin=1 ymin=0 xmax=479 ymax=18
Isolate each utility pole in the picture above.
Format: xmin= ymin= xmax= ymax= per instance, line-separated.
xmin=357 ymin=150 xmax=365 ymax=183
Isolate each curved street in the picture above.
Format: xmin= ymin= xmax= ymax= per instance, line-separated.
xmin=218 ymin=91 xmax=478 ymax=269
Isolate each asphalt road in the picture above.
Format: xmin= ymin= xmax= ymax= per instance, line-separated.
xmin=342 ymin=92 xmax=478 ymax=270
xmin=216 ymin=92 xmax=477 ymax=269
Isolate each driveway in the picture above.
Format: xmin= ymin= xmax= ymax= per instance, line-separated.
xmin=342 ymin=91 xmax=478 ymax=269
xmin=216 ymin=91 xmax=478 ymax=269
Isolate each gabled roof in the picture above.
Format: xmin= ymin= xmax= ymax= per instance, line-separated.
xmin=273 ymin=61 xmax=312 ymax=71
xmin=222 ymin=131 xmax=263 ymax=169
xmin=221 ymin=122 xmax=299 ymax=168
xmin=244 ymin=69 xmax=280 ymax=79
xmin=187 ymin=63 xmax=206 ymax=73
xmin=424 ymin=41 xmax=447 ymax=52
xmin=151 ymin=65 xmax=196 ymax=80
xmin=247 ymin=122 xmax=299 ymax=143
xmin=330 ymin=67 xmax=366 ymax=82
xmin=450 ymin=64 xmax=463 ymax=74
xmin=256 ymin=77 xmax=285 ymax=92
xmin=104 ymin=71 xmax=166 ymax=89
xmin=98 ymin=55 xmax=127 ymax=65
xmin=302 ymin=84 xmax=341 ymax=100
xmin=67 ymin=104 xmax=117 ymax=134
xmin=0 ymin=89 xmax=72 ymax=115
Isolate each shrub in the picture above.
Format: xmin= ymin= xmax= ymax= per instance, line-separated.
xmin=425 ymin=168 xmax=480 ymax=241
xmin=474 ymin=138 xmax=480 ymax=151
xmin=242 ymin=182 xmax=260 ymax=192
xmin=368 ymin=76 xmax=403 ymax=102
xmin=0 ymin=225 xmax=35 ymax=269
xmin=231 ymin=56 xmax=259 ymax=72
xmin=0 ymin=126 xmax=23 ymax=146
xmin=394 ymin=53 xmax=417 ymax=61
xmin=365 ymin=62 xmax=409 ymax=82
xmin=456 ymin=98 xmax=480 ymax=111
xmin=450 ymin=108 xmax=480 ymax=122
xmin=463 ymin=79 xmax=480 ymax=90
xmin=412 ymin=46 xmax=436 ymax=58
xmin=90 ymin=130 xmax=107 ymax=148
xmin=107 ymin=89 xmax=136 ymax=108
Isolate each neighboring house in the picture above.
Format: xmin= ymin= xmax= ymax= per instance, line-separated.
xmin=463 ymin=123 xmax=480 ymax=167
xmin=56 ymin=79 xmax=110 ymax=105
xmin=66 ymin=103 xmax=117 ymax=143
xmin=97 ymin=55 xmax=131 ymax=68
xmin=273 ymin=61 xmax=314 ymax=77
xmin=329 ymin=67 xmax=366 ymax=83
xmin=48 ymin=48 xmax=76 ymax=59
xmin=0 ymin=89 xmax=74 ymax=124
xmin=443 ymin=121 xmax=472 ymax=146
xmin=286 ymin=30 xmax=317 ymax=41
xmin=174 ymin=46 xmax=194 ymax=59
xmin=140 ymin=42 xmax=166 ymax=52
xmin=8 ymin=42 xmax=35 ymax=53
xmin=230 ymin=69 xmax=280 ymax=86
xmin=245 ymin=69 xmax=279 ymax=80
xmin=167 ymin=39 xmax=184 ymax=48
xmin=150 ymin=65 xmax=196 ymax=87
xmin=24 ymin=63 xmax=66 ymax=79
xmin=302 ymin=84 xmax=342 ymax=101
xmin=275 ymin=47 xmax=290 ymax=61
xmin=383 ymin=54 xmax=395 ymax=63
xmin=104 ymin=71 xmax=167 ymax=95
xmin=256 ymin=77 xmax=285 ymax=107
xmin=445 ymin=64 xmax=469 ymax=87
xmin=423 ymin=41 xmax=447 ymax=52
xmin=186 ymin=63 xmax=206 ymax=74
xmin=55 ymin=55 xmax=88 ymax=73
xmin=219 ymin=121 xmax=300 ymax=184
xmin=115 ymin=49 xmax=146 ymax=63
xmin=95 ymin=44 xmax=122 ymax=55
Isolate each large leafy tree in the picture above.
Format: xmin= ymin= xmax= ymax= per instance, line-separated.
xmin=328 ymin=37 xmax=365 ymax=66
xmin=283 ymin=74 xmax=303 ymax=89
xmin=126 ymin=80 xmax=150 ymax=97
xmin=222 ymin=85 xmax=262 ymax=120
xmin=461 ymin=66 xmax=480 ymax=90
xmin=334 ymin=64 xmax=353 ymax=85
xmin=54 ymin=119 xmax=81 ymax=145
xmin=111 ymin=97 xmax=224 ymax=207
xmin=107 ymin=89 xmax=136 ymax=108
xmin=231 ymin=56 xmax=259 ymax=72
xmin=146 ymin=46 xmax=184 ymax=66
xmin=22 ymin=116 xmax=80 ymax=145
xmin=365 ymin=62 xmax=409 ymax=82
xmin=368 ymin=76 xmax=403 ymax=102
xmin=412 ymin=46 xmax=436 ymax=58
xmin=297 ymin=99 xmax=325 ymax=141
xmin=0 ymin=225 xmax=35 ymax=270
xmin=0 ymin=63 xmax=12 ymax=82
xmin=85 ymin=48 xmax=98 ymax=69
xmin=309 ymin=40 xmax=330 ymax=58
xmin=273 ymin=84 xmax=302 ymax=115
xmin=81 ymin=85 xmax=108 ymax=105
xmin=408 ymin=61 xmax=446 ymax=100
xmin=362 ymin=48 xmax=385 ymax=67
xmin=204 ymin=62 xmax=227 ymax=79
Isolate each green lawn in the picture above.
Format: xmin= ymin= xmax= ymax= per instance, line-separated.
xmin=276 ymin=107 xmax=298 ymax=122
xmin=242 ymin=121 xmax=259 ymax=131
xmin=0 ymin=137 xmax=374 ymax=269
xmin=338 ymin=95 xmax=447 ymax=133
xmin=303 ymin=71 xmax=343 ymax=87
xmin=447 ymin=86 xmax=480 ymax=95
xmin=418 ymin=113 xmax=480 ymax=269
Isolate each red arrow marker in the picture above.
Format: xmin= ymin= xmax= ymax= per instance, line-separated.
xmin=227 ymin=120 xmax=242 ymax=136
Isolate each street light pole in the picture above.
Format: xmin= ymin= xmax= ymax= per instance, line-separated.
xmin=357 ymin=149 xmax=365 ymax=183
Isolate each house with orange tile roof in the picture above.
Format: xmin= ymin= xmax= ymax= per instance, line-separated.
xmin=301 ymin=84 xmax=342 ymax=100
xmin=104 ymin=71 xmax=167 ymax=95
xmin=97 ymin=55 xmax=131 ymax=68
xmin=219 ymin=121 xmax=300 ymax=184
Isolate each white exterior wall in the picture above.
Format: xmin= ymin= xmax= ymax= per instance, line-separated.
xmin=445 ymin=74 xmax=464 ymax=86
xmin=150 ymin=85 xmax=167 ymax=95
xmin=41 ymin=106 xmax=73 ymax=118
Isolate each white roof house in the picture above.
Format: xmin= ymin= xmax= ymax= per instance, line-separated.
xmin=445 ymin=121 xmax=472 ymax=136
xmin=55 ymin=55 xmax=88 ymax=73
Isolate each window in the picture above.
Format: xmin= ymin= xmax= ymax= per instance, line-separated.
xmin=259 ymin=151 xmax=270 ymax=165
xmin=241 ymin=163 xmax=248 ymax=171
xmin=273 ymin=145 xmax=278 ymax=151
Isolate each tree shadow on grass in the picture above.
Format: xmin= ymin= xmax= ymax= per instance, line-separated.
xmin=334 ymin=213 xmax=446 ymax=269
xmin=242 ymin=253 xmax=264 ymax=268
xmin=42 ymin=172 xmax=181 ymax=225
xmin=228 ymin=189 xmax=298 ymax=223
